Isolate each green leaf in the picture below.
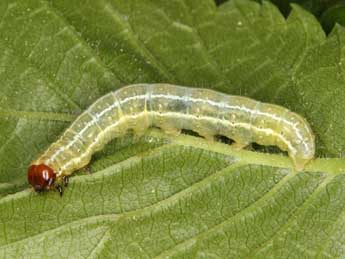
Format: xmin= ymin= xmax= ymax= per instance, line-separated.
xmin=261 ymin=0 xmax=345 ymax=33
xmin=1 ymin=0 xmax=345 ymax=257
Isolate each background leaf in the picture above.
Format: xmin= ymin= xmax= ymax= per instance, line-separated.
xmin=229 ymin=0 xmax=345 ymax=33
xmin=1 ymin=0 xmax=345 ymax=257
xmin=320 ymin=2 xmax=345 ymax=33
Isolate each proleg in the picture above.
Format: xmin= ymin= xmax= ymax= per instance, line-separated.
xmin=28 ymin=84 xmax=315 ymax=193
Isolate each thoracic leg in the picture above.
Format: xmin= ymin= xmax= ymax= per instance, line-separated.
xmin=62 ymin=176 xmax=69 ymax=187
xmin=55 ymin=184 xmax=63 ymax=196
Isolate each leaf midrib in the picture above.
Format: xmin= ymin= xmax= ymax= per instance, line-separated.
xmin=0 ymin=160 xmax=281 ymax=253
xmin=0 ymin=106 xmax=344 ymax=174
xmin=1 ymin=158 xmax=325 ymax=257
xmin=1 ymin=125 xmax=344 ymax=254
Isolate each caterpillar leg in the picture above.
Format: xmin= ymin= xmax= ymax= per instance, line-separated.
xmin=53 ymin=175 xmax=70 ymax=197
xmin=231 ymin=142 xmax=249 ymax=150
xmin=292 ymin=156 xmax=311 ymax=172
xmin=132 ymin=116 xmax=150 ymax=137
xmin=197 ymin=129 xmax=215 ymax=142
xmin=55 ymin=184 xmax=63 ymax=197
xmin=62 ymin=176 xmax=69 ymax=187
xmin=163 ymin=127 xmax=181 ymax=137
xmin=203 ymin=135 xmax=215 ymax=142
xmin=81 ymin=165 xmax=92 ymax=175
xmin=133 ymin=127 xmax=147 ymax=137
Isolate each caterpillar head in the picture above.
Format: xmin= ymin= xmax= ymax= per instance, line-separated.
xmin=28 ymin=164 xmax=56 ymax=192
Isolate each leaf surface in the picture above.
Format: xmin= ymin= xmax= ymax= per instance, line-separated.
xmin=1 ymin=0 xmax=345 ymax=257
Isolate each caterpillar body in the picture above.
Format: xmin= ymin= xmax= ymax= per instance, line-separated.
xmin=28 ymin=84 xmax=315 ymax=194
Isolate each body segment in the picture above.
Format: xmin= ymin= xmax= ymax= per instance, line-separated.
xmin=28 ymin=84 xmax=315 ymax=193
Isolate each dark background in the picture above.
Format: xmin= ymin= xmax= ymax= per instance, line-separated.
xmin=215 ymin=0 xmax=345 ymax=33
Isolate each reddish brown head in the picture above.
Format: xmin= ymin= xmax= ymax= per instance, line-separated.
xmin=28 ymin=164 xmax=56 ymax=192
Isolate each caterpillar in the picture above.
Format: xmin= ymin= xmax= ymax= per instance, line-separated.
xmin=28 ymin=84 xmax=315 ymax=195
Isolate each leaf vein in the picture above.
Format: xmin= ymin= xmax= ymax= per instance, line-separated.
xmin=249 ymin=174 xmax=335 ymax=257
xmin=153 ymin=169 xmax=295 ymax=258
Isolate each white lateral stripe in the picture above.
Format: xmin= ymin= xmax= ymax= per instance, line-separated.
xmin=54 ymin=111 xmax=297 ymax=176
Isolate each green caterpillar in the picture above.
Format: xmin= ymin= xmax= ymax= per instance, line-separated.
xmin=28 ymin=84 xmax=315 ymax=195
